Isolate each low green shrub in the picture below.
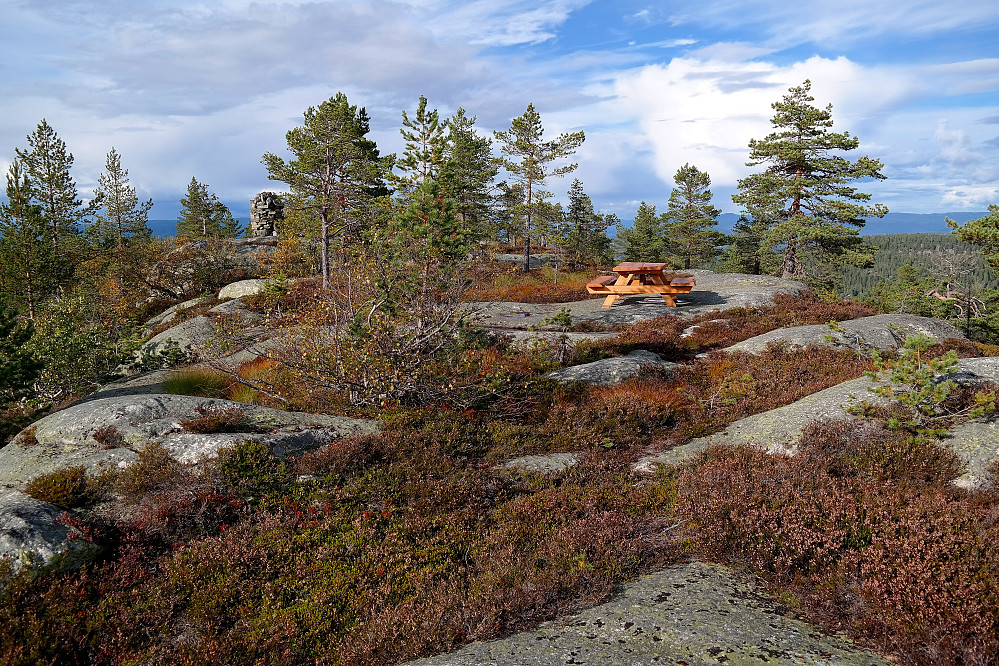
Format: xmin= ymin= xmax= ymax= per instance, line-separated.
xmin=24 ymin=466 xmax=90 ymax=510
xmin=115 ymin=442 xmax=189 ymax=502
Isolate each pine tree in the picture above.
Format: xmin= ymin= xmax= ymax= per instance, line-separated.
xmin=0 ymin=162 xmax=57 ymax=320
xmin=177 ymin=177 xmax=241 ymax=238
xmin=732 ymin=80 xmax=886 ymax=282
xmin=563 ymin=179 xmax=611 ymax=267
xmin=718 ymin=215 xmax=762 ymax=275
xmin=665 ymin=163 xmax=723 ymax=269
xmin=948 ymin=205 xmax=999 ymax=273
xmin=0 ymin=302 xmax=42 ymax=405
xmin=619 ymin=201 xmax=666 ymax=262
xmin=14 ymin=119 xmax=87 ymax=250
xmin=494 ymin=104 xmax=584 ymax=272
xmin=440 ymin=108 xmax=498 ymax=244
xmin=88 ymin=148 xmax=153 ymax=249
xmin=394 ymin=95 xmax=445 ymax=197
xmin=262 ymin=93 xmax=391 ymax=289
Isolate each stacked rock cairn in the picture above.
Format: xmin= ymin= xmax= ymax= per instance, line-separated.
xmin=248 ymin=192 xmax=284 ymax=237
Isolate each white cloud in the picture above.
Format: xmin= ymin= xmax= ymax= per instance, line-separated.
xmin=941 ymin=185 xmax=999 ymax=208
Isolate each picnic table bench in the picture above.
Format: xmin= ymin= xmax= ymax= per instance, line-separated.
xmin=586 ymin=262 xmax=695 ymax=308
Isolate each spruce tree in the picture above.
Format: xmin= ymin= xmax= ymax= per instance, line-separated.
xmin=88 ymin=148 xmax=154 ymax=249
xmin=263 ymin=93 xmax=391 ymax=289
xmin=665 ymin=163 xmax=723 ymax=269
xmin=732 ymin=80 xmax=886 ymax=281
xmin=0 ymin=162 xmax=57 ymax=320
xmin=494 ymin=104 xmax=584 ymax=272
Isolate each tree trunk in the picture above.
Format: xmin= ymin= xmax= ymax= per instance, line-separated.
xmin=320 ymin=212 xmax=331 ymax=291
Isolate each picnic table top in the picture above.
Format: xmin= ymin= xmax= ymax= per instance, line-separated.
xmin=612 ymin=262 xmax=668 ymax=274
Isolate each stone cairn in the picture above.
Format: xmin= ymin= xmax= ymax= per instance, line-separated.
xmin=248 ymin=192 xmax=284 ymax=237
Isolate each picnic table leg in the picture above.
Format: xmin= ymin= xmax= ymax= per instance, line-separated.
xmin=602 ymin=294 xmax=619 ymax=308
xmin=660 ymin=294 xmax=676 ymax=306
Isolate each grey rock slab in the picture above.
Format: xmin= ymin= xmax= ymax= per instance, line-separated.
xmin=634 ymin=358 xmax=999 ymax=481
xmin=726 ymin=314 xmax=966 ymax=355
xmin=143 ymin=295 xmax=211 ymax=333
xmin=405 ymin=561 xmax=889 ymax=666
xmin=492 ymin=253 xmax=558 ymax=268
xmin=546 ymin=350 xmax=678 ymax=386
xmin=0 ymin=489 xmax=100 ymax=572
xmin=138 ymin=315 xmax=217 ymax=359
xmin=488 ymin=328 xmax=619 ymax=350
xmin=501 ymin=453 xmax=579 ymax=474
xmin=469 ymin=270 xmax=807 ymax=330
xmin=218 ymin=279 xmax=268 ymax=299
xmin=0 ymin=394 xmax=380 ymax=488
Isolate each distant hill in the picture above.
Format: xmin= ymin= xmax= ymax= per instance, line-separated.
xmin=714 ymin=211 xmax=989 ymax=235
xmin=838 ymin=233 xmax=998 ymax=299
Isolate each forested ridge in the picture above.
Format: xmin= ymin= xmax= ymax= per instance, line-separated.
xmin=839 ymin=233 xmax=999 ymax=298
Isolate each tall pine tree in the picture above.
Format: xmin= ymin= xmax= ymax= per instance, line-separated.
xmin=88 ymin=148 xmax=153 ymax=249
xmin=494 ymin=104 xmax=584 ymax=272
xmin=394 ymin=95 xmax=445 ymax=197
xmin=665 ymin=163 xmax=723 ymax=269
xmin=618 ymin=201 xmax=666 ymax=262
xmin=564 ymin=179 xmax=611 ymax=267
xmin=732 ymin=80 xmax=886 ymax=282
xmin=263 ymin=93 xmax=391 ymax=289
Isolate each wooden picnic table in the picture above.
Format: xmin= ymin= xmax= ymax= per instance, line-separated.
xmin=586 ymin=262 xmax=695 ymax=308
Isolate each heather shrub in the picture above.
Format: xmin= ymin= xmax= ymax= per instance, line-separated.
xmin=210 ymin=439 xmax=292 ymax=503
xmin=91 ymin=424 xmax=125 ymax=449
xmin=678 ymin=442 xmax=999 ymax=664
xmin=24 ymin=466 xmax=91 ymax=510
xmin=179 ymin=405 xmax=248 ymax=433
xmin=115 ymin=442 xmax=190 ymax=502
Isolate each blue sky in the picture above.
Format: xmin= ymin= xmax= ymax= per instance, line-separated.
xmin=1 ymin=0 xmax=997 ymax=224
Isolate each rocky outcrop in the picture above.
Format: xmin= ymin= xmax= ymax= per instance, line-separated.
xmin=726 ymin=314 xmax=966 ymax=354
xmin=406 ymin=562 xmax=889 ymax=666
xmin=470 ymin=270 xmax=808 ymax=329
xmin=0 ymin=489 xmax=100 ymax=572
xmin=546 ymin=350 xmax=677 ymax=386
xmin=635 ymin=358 xmax=999 ymax=488
xmin=0 ymin=395 xmax=380 ymax=489
xmin=501 ymin=453 xmax=578 ymax=474
xmin=219 ymin=279 xmax=268 ymax=300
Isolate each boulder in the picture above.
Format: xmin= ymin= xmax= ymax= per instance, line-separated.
xmin=545 ymin=350 xmax=677 ymax=386
xmin=0 ymin=489 xmax=100 ymax=572
xmin=0 ymin=394 xmax=380 ymax=488
xmin=726 ymin=314 xmax=966 ymax=354
xmin=405 ymin=562 xmax=889 ymax=666
xmin=136 ymin=315 xmax=217 ymax=361
xmin=219 ymin=279 xmax=268 ymax=300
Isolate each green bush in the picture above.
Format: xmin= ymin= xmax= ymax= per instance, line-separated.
xmin=211 ymin=439 xmax=291 ymax=502
xmin=115 ymin=442 xmax=187 ymax=502
xmin=163 ymin=367 xmax=232 ymax=398
xmin=24 ymin=466 xmax=90 ymax=509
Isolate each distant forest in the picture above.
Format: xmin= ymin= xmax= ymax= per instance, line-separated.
xmin=838 ymin=233 xmax=999 ymax=298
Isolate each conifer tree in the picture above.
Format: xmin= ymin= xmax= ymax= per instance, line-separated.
xmin=948 ymin=205 xmax=999 ymax=273
xmin=394 ymin=95 xmax=445 ymax=197
xmin=0 ymin=302 xmax=42 ymax=405
xmin=263 ymin=93 xmax=391 ymax=289
xmin=0 ymin=162 xmax=57 ymax=320
xmin=732 ymin=80 xmax=886 ymax=281
xmin=440 ymin=108 xmax=498 ymax=244
xmin=88 ymin=148 xmax=153 ymax=249
xmin=665 ymin=163 xmax=723 ymax=269
xmin=177 ymin=177 xmax=241 ymax=238
xmin=14 ymin=119 xmax=87 ymax=250
xmin=563 ymin=179 xmax=611 ymax=267
xmin=718 ymin=215 xmax=762 ymax=274
xmin=618 ymin=201 xmax=666 ymax=262
xmin=494 ymin=104 xmax=584 ymax=272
